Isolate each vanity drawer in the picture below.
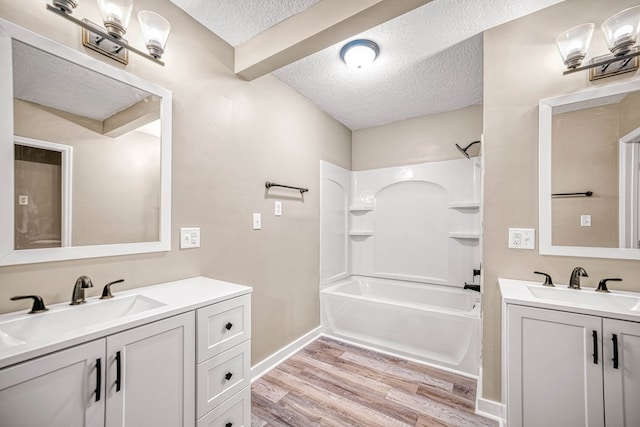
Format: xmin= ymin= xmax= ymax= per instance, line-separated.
xmin=197 ymin=294 xmax=251 ymax=362
xmin=196 ymin=386 xmax=250 ymax=427
xmin=196 ymin=340 xmax=250 ymax=418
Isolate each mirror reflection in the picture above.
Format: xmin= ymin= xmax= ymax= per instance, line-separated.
xmin=551 ymin=90 xmax=640 ymax=249
xmin=12 ymin=40 xmax=161 ymax=251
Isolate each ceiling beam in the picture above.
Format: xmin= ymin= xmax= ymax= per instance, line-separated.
xmin=235 ymin=0 xmax=433 ymax=81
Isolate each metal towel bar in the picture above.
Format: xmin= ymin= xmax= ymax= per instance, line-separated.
xmin=265 ymin=182 xmax=308 ymax=194
xmin=551 ymin=191 xmax=593 ymax=198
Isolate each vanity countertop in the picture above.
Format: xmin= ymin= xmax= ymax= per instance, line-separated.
xmin=0 ymin=276 xmax=252 ymax=369
xmin=499 ymin=278 xmax=640 ymax=322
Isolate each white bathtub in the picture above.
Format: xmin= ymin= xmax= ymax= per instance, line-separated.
xmin=320 ymin=276 xmax=481 ymax=376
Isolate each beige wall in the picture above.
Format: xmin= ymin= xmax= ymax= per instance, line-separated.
xmin=483 ymin=0 xmax=640 ymax=402
xmin=352 ymin=105 xmax=482 ymax=170
xmin=551 ymin=104 xmax=618 ymax=247
xmin=0 ymin=0 xmax=351 ymax=366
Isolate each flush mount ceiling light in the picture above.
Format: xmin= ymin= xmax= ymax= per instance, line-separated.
xmin=557 ymin=6 xmax=640 ymax=80
xmin=46 ymin=0 xmax=171 ymax=66
xmin=340 ymin=39 xmax=380 ymax=70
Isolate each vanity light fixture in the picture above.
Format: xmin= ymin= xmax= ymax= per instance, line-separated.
xmin=45 ymin=0 xmax=170 ymax=66
xmin=340 ymin=39 xmax=380 ymax=70
xmin=558 ymin=6 xmax=640 ymax=80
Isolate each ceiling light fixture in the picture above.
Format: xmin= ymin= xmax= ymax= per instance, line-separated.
xmin=558 ymin=6 xmax=640 ymax=80
xmin=340 ymin=39 xmax=379 ymax=70
xmin=46 ymin=0 xmax=170 ymax=66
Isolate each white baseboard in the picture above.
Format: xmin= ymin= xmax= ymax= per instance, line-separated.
xmin=250 ymin=326 xmax=322 ymax=382
xmin=476 ymin=397 xmax=504 ymax=425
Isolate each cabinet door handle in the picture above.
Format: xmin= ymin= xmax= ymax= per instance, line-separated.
xmin=95 ymin=358 xmax=102 ymax=402
xmin=226 ymin=423 xmax=233 ymax=427
xmin=115 ymin=351 xmax=122 ymax=392
xmin=225 ymin=322 xmax=233 ymax=331
xmin=592 ymin=330 xmax=598 ymax=364
xmin=612 ymin=334 xmax=619 ymax=369
xmin=225 ymin=372 xmax=233 ymax=381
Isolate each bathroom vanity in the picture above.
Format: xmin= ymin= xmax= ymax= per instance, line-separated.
xmin=0 ymin=276 xmax=252 ymax=427
xmin=500 ymin=278 xmax=640 ymax=427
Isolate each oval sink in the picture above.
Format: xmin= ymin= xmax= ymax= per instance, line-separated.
xmin=527 ymin=285 xmax=640 ymax=312
xmin=0 ymin=295 xmax=165 ymax=348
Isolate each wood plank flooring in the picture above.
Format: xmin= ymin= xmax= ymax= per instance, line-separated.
xmin=251 ymin=337 xmax=497 ymax=427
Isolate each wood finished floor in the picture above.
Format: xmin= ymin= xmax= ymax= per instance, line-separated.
xmin=251 ymin=337 xmax=497 ymax=427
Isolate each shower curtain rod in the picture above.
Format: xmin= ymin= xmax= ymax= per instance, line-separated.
xmin=265 ymin=181 xmax=309 ymax=194
xmin=551 ymin=191 xmax=593 ymax=198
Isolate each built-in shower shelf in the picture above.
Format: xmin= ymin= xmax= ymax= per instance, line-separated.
xmin=349 ymin=206 xmax=374 ymax=212
xmin=448 ymin=232 xmax=480 ymax=240
xmin=349 ymin=230 xmax=374 ymax=237
xmin=448 ymin=201 xmax=480 ymax=209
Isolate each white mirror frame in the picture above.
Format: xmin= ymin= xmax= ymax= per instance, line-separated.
xmin=0 ymin=18 xmax=172 ymax=266
xmin=539 ymin=78 xmax=640 ymax=260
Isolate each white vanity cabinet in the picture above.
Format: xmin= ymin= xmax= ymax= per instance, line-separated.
xmin=0 ymin=312 xmax=194 ymax=427
xmin=0 ymin=277 xmax=252 ymax=427
xmin=506 ymin=305 xmax=640 ymax=427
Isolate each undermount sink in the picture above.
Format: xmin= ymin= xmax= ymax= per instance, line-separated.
xmin=527 ymin=285 xmax=640 ymax=312
xmin=0 ymin=295 xmax=165 ymax=349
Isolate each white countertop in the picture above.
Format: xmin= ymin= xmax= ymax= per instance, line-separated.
xmin=499 ymin=278 xmax=640 ymax=322
xmin=0 ymin=276 xmax=252 ymax=369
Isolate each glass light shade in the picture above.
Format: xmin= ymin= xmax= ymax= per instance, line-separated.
xmin=138 ymin=10 xmax=171 ymax=59
xmin=601 ymin=6 xmax=640 ymax=55
xmin=555 ymin=23 xmax=595 ymax=69
xmin=340 ymin=40 xmax=380 ymax=70
xmin=97 ymin=0 xmax=133 ymax=38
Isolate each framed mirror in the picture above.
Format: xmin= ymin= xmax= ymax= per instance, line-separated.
xmin=539 ymin=78 xmax=640 ymax=259
xmin=0 ymin=18 xmax=172 ymax=266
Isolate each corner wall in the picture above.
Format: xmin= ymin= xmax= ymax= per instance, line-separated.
xmin=483 ymin=0 xmax=640 ymax=402
xmin=0 ymin=0 xmax=351 ymax=366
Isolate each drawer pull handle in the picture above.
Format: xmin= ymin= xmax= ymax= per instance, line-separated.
xmin=612 ymin=334 xmax=619 ymax=369
xmin=95 ymin=358 xmax=102 ymax=402
xmin=226 ymin=423 xmax=233 ymax=427
xmin=225 ymin=322 xmax=233 ymax=330
xmin=225 ymin=372 xmax=233 ymax=381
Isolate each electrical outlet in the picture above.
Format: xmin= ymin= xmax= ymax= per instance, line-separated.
xmin=275 ymin=201 xmax=282 ymax=216
xmin=509 ymin=228 xmax=535 ymax=249
xmin=253 ymin=213 xmax=261 ymax=230
xmin=18 ymin=195 xmax=28 ymax=206
xmin=581 ymin=215 xmax=591 ymax=227
xmin=180 ymin=227 xmax=200 ymax=249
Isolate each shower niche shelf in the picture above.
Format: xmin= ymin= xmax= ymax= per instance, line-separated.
xmin=448 ymin=201 xmax=480 ymax=210
xmin=448 ymin=232 xmax=480 ymax=240
xmin=349 ymin=206 xmax=374 ymax=213
xmin=349 ymin=230 xmax=374 ymax=237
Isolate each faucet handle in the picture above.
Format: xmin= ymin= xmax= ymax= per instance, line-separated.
xmin=533 ymin=271 xmax=554 ymax=287
xmin=10 ymin=295 xmax=48 ymax=314
xmin=596 ymin=278 xmax=622 ymax=293
xmin=100 ymin=279 xmax=124 ymax=299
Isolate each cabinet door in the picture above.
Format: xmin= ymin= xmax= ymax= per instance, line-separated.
xmin=0 ymin=339 xmax=105 ymax=427
xmin=603 ymin=318 xmax=640 ymax=427
xmin=507 ymin=305 xmax=604 ymax=427
xmin=105 ymin=312 xmax=195 ymax=427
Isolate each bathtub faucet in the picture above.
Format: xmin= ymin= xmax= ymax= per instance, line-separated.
xmin=463 ymin=283 xmax=480 ymax=292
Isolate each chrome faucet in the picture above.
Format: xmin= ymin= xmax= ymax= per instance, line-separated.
xmin=70 ymin=275 xmax=94 ymax=305
xmin=568 ymin=267 xmax=588 ymax=289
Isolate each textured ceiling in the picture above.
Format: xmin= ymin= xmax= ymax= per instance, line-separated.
xmin=13 ymin=40 xmax=151 ymax=121
xmin=171 ymin=0 xmax=564 ymax=129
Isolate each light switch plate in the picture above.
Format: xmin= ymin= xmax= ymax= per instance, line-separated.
xmin=275 ymin=201 xmax=282 ymax=216
xmin=509 ymin=228 xmax=535 ymax=249
xmin=580 ymin=215 xmax=591 ymax=227
xmin=253 ymin=213 xmax=261 ymax=230
xmin=180 ymin=227 xmax=200 ymax=249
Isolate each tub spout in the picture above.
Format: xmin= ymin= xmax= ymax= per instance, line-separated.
xmin=464 ymin=283 xmax=480 ymax=292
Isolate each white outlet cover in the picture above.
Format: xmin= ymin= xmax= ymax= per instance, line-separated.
xmin=253 ymin=213 xmax=261 ymax=230
xmin=180 ymin=227 xmax=200 ymax=249
xmin=580 ymin=215 xmax=591 ymax=227
xmin=509 ymin=228 xmax=535 ymax=249
xmin=275 ymin=201 xmax=282 ymax=216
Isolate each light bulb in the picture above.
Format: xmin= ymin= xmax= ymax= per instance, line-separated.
xmin=97 ymin=0 xmax=133 ymax=39
xmin=601 ymin=6 xmax=640 ymax=55
xmin=138 ymin=11 xmax=171 ymax=59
